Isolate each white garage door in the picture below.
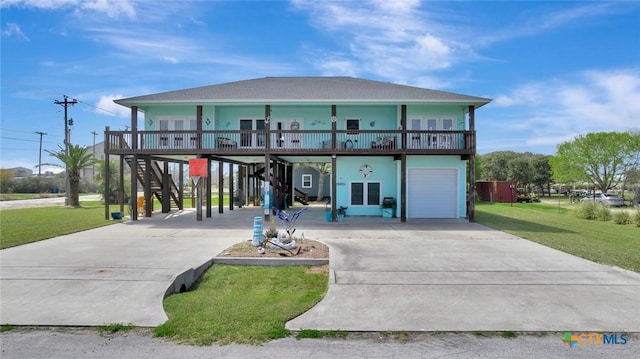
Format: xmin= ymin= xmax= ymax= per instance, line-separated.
xmin=407 ymin=168 xmax=458 ymax=218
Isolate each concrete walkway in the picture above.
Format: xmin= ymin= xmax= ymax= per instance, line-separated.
xmin=1 ymin=205 xmax=640 ymax=332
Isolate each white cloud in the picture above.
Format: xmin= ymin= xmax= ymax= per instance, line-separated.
xmin=1 ymin=0 xmax=136 ymax=19
xmin=79 ymin=0 xmax=136 ymax=20
xmin=477 ymin=2 xmax=634 ymax=47
xmin=485 ymin=68 xmax=640 ymax=153
xmin=95 ymin=94 xmax=130 ymax=118
xmin=292 ymin=0 xmax=470 ymax=82
xmin=1 ymin=0 xmax=77 ymax=9
xmin=1 ymin=23 xmax=29 ymax=41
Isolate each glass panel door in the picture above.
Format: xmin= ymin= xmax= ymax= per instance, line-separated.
xmin=409 ymin=119 xmax=421 ymax=149
xmin=159 ymin=120 xmax=169 ymax=147
xmin=240 ymin=119 xmax=253 ymax=147
xmin=256 ymin=119 xmax=265 ymax=147
xmin=427 ymin=118 xmax=438 ymax=148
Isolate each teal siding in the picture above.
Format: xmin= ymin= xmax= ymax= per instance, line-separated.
xmin=336 ymin=105 xmax=398 ymax=130
xmin=406 ymin=104 xmax=466 ymax=130
xmin=335 ymin=156 xmax=398 ymax=216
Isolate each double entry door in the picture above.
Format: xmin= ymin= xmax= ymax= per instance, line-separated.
xmin=157 ymin=117 xmax=197 ymax=148
xmin=408 ymin=117 xmax=454 ymax=149
xmin=239 ymin=119 xmax=266 ymax=148
xmin=275 ymin=119 xmax=303 ymax=149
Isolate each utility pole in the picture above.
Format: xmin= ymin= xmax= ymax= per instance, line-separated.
xmin=35 ymin=131 xmax=47 ymax=176
xmin=91 ymin=130 xmax=98 ymax=180
xmin=54 ymin=95 xmax=78 ymax=206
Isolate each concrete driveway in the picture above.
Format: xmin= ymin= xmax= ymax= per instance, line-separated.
xmin=0 ymin=210 xmax=241 ymax=327
xmin=2 ymin=205 xmax=639 ymax=332
xmin=287 ymin=218 xmax=640 ymax=332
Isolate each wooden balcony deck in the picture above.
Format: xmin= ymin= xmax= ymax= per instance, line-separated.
xmin=104 ymin=130 xmax=475 ymax=156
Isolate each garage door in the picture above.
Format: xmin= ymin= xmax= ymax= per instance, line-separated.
xmin=407 ymin=168 xmax=458 ymax=218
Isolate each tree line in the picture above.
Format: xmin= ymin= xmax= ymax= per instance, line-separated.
xmin=478 ymin=131 xmax=640 ymax=202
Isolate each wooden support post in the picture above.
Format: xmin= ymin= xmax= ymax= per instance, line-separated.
xmin=401 ymin=104 xmax=407 ymax=149
xmin=229 ymin=163 xmax=234 ymax=211
xmin=331 ymin=155 xmax=337 ymax=222
xmin=206 ymin=157 xmax=212 ymax=218
xmin=104 ymin=128 xmax=110 ymax=220
xmin=162 ymin=161 xmax=170 ymax=213
xmin=130 ymin=107 xmax=139 ymax=221
xmin=119 ymin=155 xmax=124 ymax=214
xmin=401 ymin=153 xmax=407 ymax=222
xmin=468 ymin=105 xmax=476 ymax=222
xmin=178 ymin=163 xmax=184 ymax=210
xmin=218 ymin=160 xmax=224 ymax=214
xmin=144 ymin=157 xmax=152 ymax=217
xmin=196 ymin=105 xmax=203 ymax=150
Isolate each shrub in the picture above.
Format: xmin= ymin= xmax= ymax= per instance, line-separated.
xmin=634 ymin=210 xmax=640 ymax=227
xmin=613 ymin=211 xmax=632 ymax=225
xmin=595 ymin=205 xmax=612 ymax=221
xmin=575 ymin=202 xmax=597 ymax=220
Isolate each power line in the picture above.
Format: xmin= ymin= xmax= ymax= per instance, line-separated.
xmin=76 ymin=99 xmax=122 ymax=117
xmin=1 ymin=128 xmax=40 ymax=135
xmin=0 ymin=136 xmax=56 ymax=144
xmin=2 ymin=79 xmax=124 ymax=118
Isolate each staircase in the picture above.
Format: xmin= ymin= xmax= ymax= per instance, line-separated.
xmin=126 ymin=157 xmax=180 ymax=210
xmin=294 ymin=187 xmax=309 ymax=205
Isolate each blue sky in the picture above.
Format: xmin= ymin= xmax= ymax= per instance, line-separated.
xmin=1 ymin=0 xmax=639 ymax=172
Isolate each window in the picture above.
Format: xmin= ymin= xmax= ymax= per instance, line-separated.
xmin=302 ymin=174 xmax=312 ymax=188
xmin=346 ymin=118 xmax=360 ymax=135
xmin=350 ymin=182 xmax=381 ymax=206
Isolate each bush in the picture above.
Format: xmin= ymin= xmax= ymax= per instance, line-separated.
xmin=613 ymin=211 xmax=632 ymax=225
xmin=595 ymin=205 xmax=612 ymax=221
xmin=9 ymin=177 xmax=63 ymax=194
xmin=635 ymin=210 xmax=640 ymax=227
xmin=575 ymin=202 xmax=597 ymax=220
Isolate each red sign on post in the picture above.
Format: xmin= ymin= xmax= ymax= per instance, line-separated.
xmin=189 ymin=159 xmax=208 ymax=178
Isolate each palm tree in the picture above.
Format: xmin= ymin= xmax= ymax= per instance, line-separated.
xmin=95 ymin=159 xmax=130 ymax=205
xmin=42 ymin=144 xmax=95 ymax=207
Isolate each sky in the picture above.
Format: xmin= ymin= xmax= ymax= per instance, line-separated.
xmin=1 ymin=0 xmax=639 ymax=173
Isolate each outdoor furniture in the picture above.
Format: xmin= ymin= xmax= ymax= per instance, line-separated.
xmin=217 ymin=137 xmax=237 ymax=149
xmin=371 ymin=136 xmax=396 ymax=150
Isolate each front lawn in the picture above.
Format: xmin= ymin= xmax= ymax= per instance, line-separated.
xmin=475 ymin=202 xmax=640 ymax=273
xmin=0 ymin=201 xmax=121 ymax=249
xmin=156 ymin=265 xmax=328 ymax=345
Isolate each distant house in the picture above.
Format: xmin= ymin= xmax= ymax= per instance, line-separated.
xmin=80 ymin=141 xmax=106 ymax=180
xmin=293 ymin=164 xmax=331 ymax=203
xmin=9 ymin=167 xmax=33 ymax=178
xmin=108 ymin=77 xmax=491 ymax=221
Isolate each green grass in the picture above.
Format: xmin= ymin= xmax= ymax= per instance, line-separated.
xmin=156 ymin=265 xmax=328 ymax=345
xmin=98 ymin=323 xmax=135 ymax=333
xmin=295 ymin=329 xmax=348 ymax=339
xmin=0 ymin=325 xmax=14 ymax=332
xmin=0 ymin=193 xmax=62 ymax=201
xmin=0 ymin=201 xmax=122 ymax=249
xmin=476 ymin=202 xmax=640 ymax=272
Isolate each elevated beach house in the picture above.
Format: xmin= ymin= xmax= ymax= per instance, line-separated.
xmin=106 ymin=77 xmax=490 ymax=222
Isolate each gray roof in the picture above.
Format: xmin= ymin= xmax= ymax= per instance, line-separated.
xmin=115 ymin=77 xmax=491 ymax=107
